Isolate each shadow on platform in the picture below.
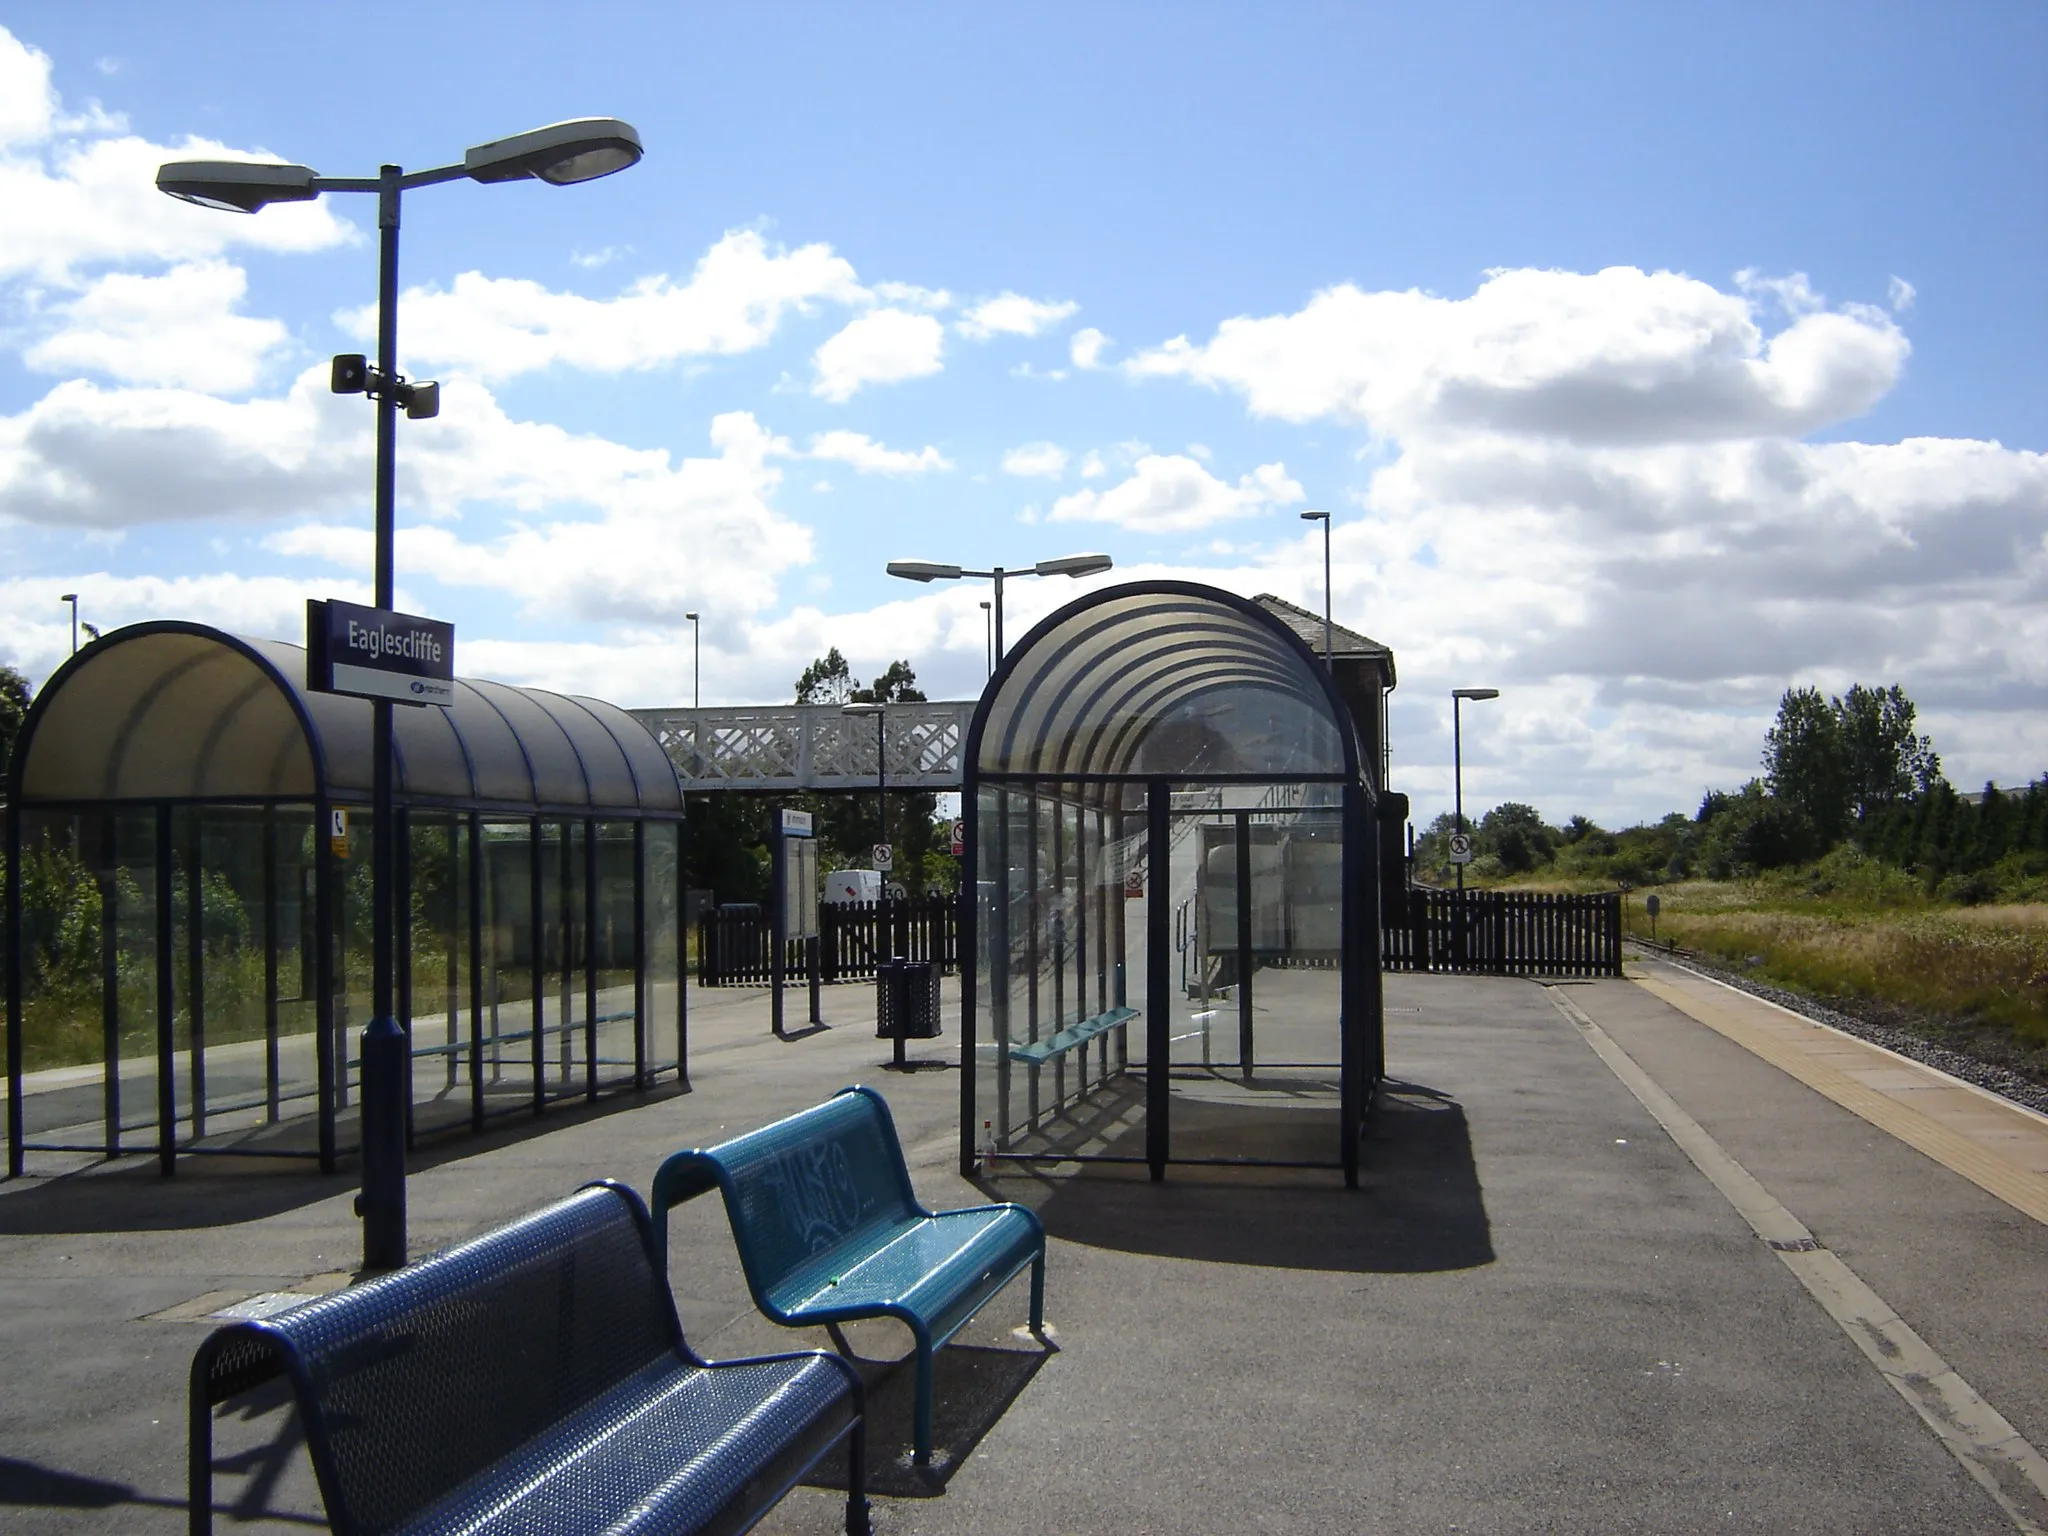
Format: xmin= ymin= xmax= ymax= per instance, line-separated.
xmin=802 ymin=1342 xmax=1052 ymax=1498
xmin=0 ymin=1078 xmax=691 ymax=1236
xmin=998 ymin=1077 xmax=1495 ymax=1274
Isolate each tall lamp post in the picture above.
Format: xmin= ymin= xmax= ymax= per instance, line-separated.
xmin=1299 ymin=511 xmax=1332 ymax=666
xmin=685 ymin=611 xmax=701 ymax=710
xmin=1451 ymin=688 xmax=1499 ymax=893
xmin=885 ymin=552 xmax=1112 ymax=664
xmin=59 ymin=594 xmax=78 ymax=656
xmin=158 ymin=119 xmax=642 ymax=1272
xmin=979 ymin=601 xmax=993 ymax=682
xmin=1451 ymin=687 xmax=1498 ymax=968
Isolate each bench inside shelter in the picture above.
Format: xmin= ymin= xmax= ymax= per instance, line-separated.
xmin=653 ymin=1085 xmax=1047 ymax=1468
xmin=189 ymin=1181 xmax=867 ymax=1536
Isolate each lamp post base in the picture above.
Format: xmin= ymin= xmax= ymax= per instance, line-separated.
xmin=357 ymin=1015 xmax=409 ymax=1271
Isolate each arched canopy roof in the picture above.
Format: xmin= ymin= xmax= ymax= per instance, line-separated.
xmin=7 ymin=622 xmax=680 ymax=815
xmin=970 ymin=582 xmax=1361 ymax=782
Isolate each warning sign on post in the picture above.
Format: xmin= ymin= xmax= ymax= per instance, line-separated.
xmin=329 ymin=808 xmax=350 ymax=858
xmin=1448 ymin=833 xmax=1474 ymax=865
xmin=949 ymin=819 xmax=965 ymax=856
xmin=872 ymin=843 xmax=894 ymax=871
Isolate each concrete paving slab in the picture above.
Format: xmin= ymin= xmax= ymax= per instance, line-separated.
xmin=0 ymin=969 xmax=2031 ymax=1533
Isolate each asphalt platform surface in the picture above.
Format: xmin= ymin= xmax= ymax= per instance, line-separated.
xmin=1 ymin=966 xmax=2041 ymax=1534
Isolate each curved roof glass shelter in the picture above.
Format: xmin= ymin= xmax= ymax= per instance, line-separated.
xmin=12 ymin=622 xmax=679 ymax=815
xmin=6 ymin=623 xmax=687 ymax=1180
xmin=960 ymin=583 xmax=1384 ymax=1186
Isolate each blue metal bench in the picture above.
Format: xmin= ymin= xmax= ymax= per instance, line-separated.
xmin=652 ymin=1085 xmax=1046 ymax=1468
xmin=1006 ymin=1004 xmax=1137 ymax=1064
xmin=189 ymin=1181 xmax=867 ymax=1536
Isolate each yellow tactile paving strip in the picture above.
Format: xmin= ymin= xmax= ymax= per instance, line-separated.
xmin=1630 ymin=961 xmax=2048 ymax=1229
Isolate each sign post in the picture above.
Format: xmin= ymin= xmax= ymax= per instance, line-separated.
xmin=307 ymin=597 xmax=455 ymax=1273
xmin=872 ymin=842 xmax=894 ymax=872
xmin=771 ymin=809 xmax=817 ymax=1035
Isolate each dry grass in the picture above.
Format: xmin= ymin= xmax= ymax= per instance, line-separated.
xmin=1628 ymin=885 xmax=2048 ymax=1047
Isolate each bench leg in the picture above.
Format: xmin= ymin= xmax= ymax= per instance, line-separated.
xmin=913 ymin=1343 xmax=935 ymax=1466
xmin=188 ymin=1388 xmax=212 ymax=1536
xmin=846 ymin=1408 xmax=871 ymax=1535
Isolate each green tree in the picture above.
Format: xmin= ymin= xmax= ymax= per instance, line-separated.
xmin=1835 ymin=683 xmax=1940 ymax=822
xmin=792 ymin=654 xmax=941 ymax=883
xmin=0 ymin=661 xmax=29 ymax=780
xmin=1763 ymin=685 xmax=1848 ymax=840
xmin=795 ymin=648 xmax=857 ymax=705
xmin=1477 ymin=801 xmax=1555 ymax=874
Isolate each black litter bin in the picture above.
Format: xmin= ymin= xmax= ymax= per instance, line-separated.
xmin=876 ymin=959 xmax=941 ymax=1067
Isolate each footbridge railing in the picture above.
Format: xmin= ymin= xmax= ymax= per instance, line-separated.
xmin=632 ymin=701 xmax=975 ymax=793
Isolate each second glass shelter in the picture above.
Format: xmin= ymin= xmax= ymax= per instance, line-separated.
xmin=960 ymin=582 xmax=1383 ymax=1185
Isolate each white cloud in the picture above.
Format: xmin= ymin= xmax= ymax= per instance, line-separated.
xmin=1127 ymin=265 xmax=1909 ymax=446
xmin=1888 ymin=275 xmax=1917 ymax=313
xmin=342 ymin=230 xmax=865 ymax=382
xmin=1078 ymin=449 xmax=1108 ymax=479
xmin=268 ymin=410 xmax=812 ymax=625
xmin=957 ymin=292 xmax=1079 ymax=340
xmin=807 ymin=430 xmax=952 ymax=475
xmin=0 ymin=570 xmax=375 ymax=687
xmin=1000 ymin=441 xmax=1069 ymax=479
xmin=811 ymin=308 xmax=945 ymax=402
xmin=24 ymin=259 xmax=288 ymax=391
xmin=1046 ymin=455 xmax=1303 ymax=533
xmin=1069 ymin=326 xmax=1109 ymax=369
xmin=570 ymin=245 xmax=626 ymax=270
xmin=0 ymin=26 xmax=352 ymax=284
xmin=872 ymin=281 xmax=953 ymax=311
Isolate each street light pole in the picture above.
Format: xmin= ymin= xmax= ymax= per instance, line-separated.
xmin=685 ymin=612 xmax=700 ymax=710
xmin=157 ymin=119 xmax=642 ymax=1274
xmin=1300 ymin=511 xmax=1332 ymax=666
xmin=60 ymin=594 xmax=77 ymax=656
xmin=979 ymin=601 xmax=992 ymax=681
xmin=1450 ymin=687 xmax=1500 ymax=965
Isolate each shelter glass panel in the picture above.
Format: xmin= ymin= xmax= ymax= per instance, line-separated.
xmin=406 ymin=813 xmax=471 ymax=1139
xmin=477 ymin=819 xmax=540 ymax=1115
xmin=643 ymin=821 xmax=681 ymax=1077
xmin=591 ymin=820 xmax=639 ymax=1091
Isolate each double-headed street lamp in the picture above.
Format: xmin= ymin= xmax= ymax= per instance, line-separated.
xmin=158 ymin=118 xmax=642 ymax=1272
xmin=885 ymin=552 xmax=1112 ymax=665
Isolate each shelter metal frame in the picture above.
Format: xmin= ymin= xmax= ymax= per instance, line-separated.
xmin=959 ymin=582 xmax=1382 ymax=1187
xmin=5 ymin=623 xmax=688 ymax=1178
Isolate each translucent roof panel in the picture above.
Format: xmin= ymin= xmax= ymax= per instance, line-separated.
xmin=974 ymin=583 xmax=1357 ymax=780
xmin=10 ymin=622 xmax=681 ymax=814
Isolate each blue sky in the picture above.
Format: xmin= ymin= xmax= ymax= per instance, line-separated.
xmin=1 ymin=3 xmax=2043 ymax=827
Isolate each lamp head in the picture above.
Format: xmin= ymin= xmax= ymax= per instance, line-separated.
xmin=1452 ymin=688 xmax=1501 ymax=701
xmin=1300 ymin=510 xmax=1330 ymax=523
xmin=841 ymin=702 xmax=884 ymax=716
xmin=886 ymin=560 xmax=963 ymax=582
xmin=155 ymin=160 xmax=320 ymax=213
xmin=684 ymin=611 xmax=699 ymax=622
xmin=1034 ymin=552 xmax=1113 ymax=578
xmin=464 ymin=118 xmax=642 ymax=186
xmin=60 ymin=592 xmax=76 ymax=603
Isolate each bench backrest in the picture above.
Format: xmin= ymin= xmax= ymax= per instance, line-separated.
xmin=666 ymin=1086 xmax=925 ymax=1309
xmin=200 ymin=1182 xmax=680 ymax=1536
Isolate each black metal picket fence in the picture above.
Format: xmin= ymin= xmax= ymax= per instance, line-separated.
xmin=697 ymin=897 xmax=957 ymax=986
xmin=1381 ymin=888 xmax=1622 ymax=977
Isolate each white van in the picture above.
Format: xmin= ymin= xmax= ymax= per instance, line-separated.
xmin=822 ymin=869 xmax=883 ymax=905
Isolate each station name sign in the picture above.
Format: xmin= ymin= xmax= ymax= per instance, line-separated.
xmin=307 ymin=599 xmax=456 ymax=708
